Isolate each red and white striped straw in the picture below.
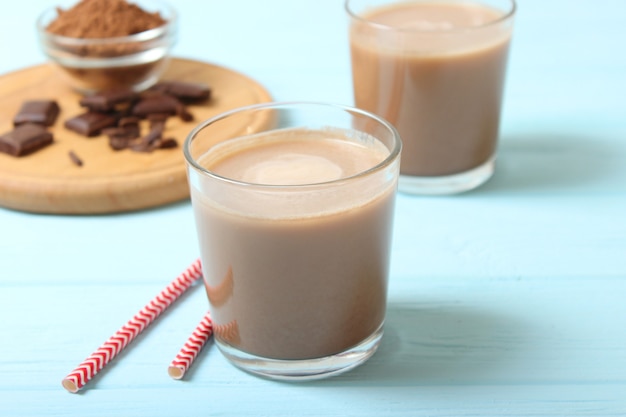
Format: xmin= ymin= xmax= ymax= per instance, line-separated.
xmin=168 ymin=310 xmax=213 ymax=380
xmin=61 ymin=259 xmax=203 ymax=393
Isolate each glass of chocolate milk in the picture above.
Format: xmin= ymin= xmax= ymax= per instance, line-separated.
xmin=347 ymin=0 xmax=515 ymax=194
xmin=184 ymin=102 xmax=401 ymax=380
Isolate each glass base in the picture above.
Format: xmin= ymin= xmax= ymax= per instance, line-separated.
xmin=216 ymin=325 xmax=384 ymax=381
xmin=399 ymin=156 xmax=495 ymax=195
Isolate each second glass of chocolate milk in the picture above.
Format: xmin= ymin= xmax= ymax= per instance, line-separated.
xmin=184 ymin=102 xmax=401 ymax=380
xmin=347 ymin=0 xmax=515 ymax=194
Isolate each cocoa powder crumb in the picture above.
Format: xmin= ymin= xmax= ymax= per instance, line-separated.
xmin=46 ymin=0 xmax=166 ymax=39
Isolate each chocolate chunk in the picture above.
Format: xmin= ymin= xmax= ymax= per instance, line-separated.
xmin=102 ymin=126 xmax=140 ymax=140
xmin=13 ymin=100 xmax=60 ymax=127
xmin=79 ymin=89 xmax=139 ymax=112
xmin=144 ymin=123 xmax=165 ymax=145
xmin=127 ymin=122 xmax=166 ymax=153
xmin=64 ymin=112 xmax=118 ymax=137
xmin=118 ymin=116 xmax=140 ymax=127
xmin=150 ymin=81 xmax=211 ymax=102
xmin=103 ymin=122 xmax=140 ymax=150
xmin=142 ymin=127 xmax=163 ymax=146
xmin=108 ymin=117 xmax=141 ymax=139
xmin=0 ymin=123 xmax=53 ymax=157
xmin=132 ymin=94 xmax=181 ymax=118
xmin=108 ymin=136 xmax=132 ymax=151
xmin=147 ymin=113 xmax=169 ymax=123
xmin=68 ymin=150 xmax=83 ymax=166
xmin=130 ymin=140 xmax=156 ymax=153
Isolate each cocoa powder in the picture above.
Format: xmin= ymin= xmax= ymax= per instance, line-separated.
xmin=46 ymin=0 xmax=166 ymax=39
xmin=44 ymin=0 xmax=171 ymax=90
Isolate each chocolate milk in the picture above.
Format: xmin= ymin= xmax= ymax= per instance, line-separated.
xmin=191 ymin=129 xmax=397 ymax=360
xmin=350 ymin=1 xmax=513 ymax=176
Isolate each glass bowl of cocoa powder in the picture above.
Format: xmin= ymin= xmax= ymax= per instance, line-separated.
xmin=37 ymin=0 xmax=177 ymax=93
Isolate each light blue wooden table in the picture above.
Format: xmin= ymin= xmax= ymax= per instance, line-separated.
xmin=1 ymin=0 xmax=625 ymax=415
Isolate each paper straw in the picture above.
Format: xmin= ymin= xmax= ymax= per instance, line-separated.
xmin=168 ymin=311 xmax=213 ymax=380
xmin=61 ymin=259 xmax=203 ymax=393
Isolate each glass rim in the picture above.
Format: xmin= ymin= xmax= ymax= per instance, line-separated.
xmin=183 ymin=101 xmax=402 ymax=189
xmin=345 ymin=0 xmax=516 ymax=34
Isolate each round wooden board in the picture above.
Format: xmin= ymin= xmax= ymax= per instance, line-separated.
xmin=0 ymin=57 xmax=272 ymax=214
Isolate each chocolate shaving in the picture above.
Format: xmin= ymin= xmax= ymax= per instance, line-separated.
xmin=143 ymin=125 xmax=164 ymax=145
xmin=158 ymin=138 xmax=178 ymax=149
xmin=68 ymin=150 xmax=83 ymax=166
xmin=178 ymin=107 xmax=194 ymax=122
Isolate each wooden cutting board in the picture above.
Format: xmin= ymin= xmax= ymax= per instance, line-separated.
xmin=0 ymin=57 xmax=272 ymax=214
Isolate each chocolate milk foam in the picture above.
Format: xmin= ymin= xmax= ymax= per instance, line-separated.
xmin=191 ymin=129 xmax=396 ymax=359
xmin=350 ymin=1 xmax=513 ymax=176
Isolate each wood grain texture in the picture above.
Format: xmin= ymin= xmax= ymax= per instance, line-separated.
xmin=0 ymin=58 xmax=271 ymax=214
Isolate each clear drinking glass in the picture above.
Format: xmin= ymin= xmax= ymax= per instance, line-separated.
xmin=347 ymin=0 xmax=515 ymax=194
xmin=184 ymin=102 xmax=401 ymax=380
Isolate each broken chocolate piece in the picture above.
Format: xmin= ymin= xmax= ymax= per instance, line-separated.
xmin=105 ymin=117 xmax=141 ymax=139
xmin=79 ymin=89 xmax=139 ymax=112
xmin=64 ymin=112 xmax=118 ymax=137
xmin=108 ymin=136 xmax=132 ymax=151
xmin=0 ymin=123 xmax=53 ymax=157
xmin=103 ymin=124 xmax=140 ymax=151
xmin=127 ymin=121 xmax=166 ymax=153
xmin=131 ymin=94 xmax=181 ymax=118
xmin=130 ymin=141 xmax=156 ymax=153
xmin=146 ymin=113 xmax=168 ymax=130
xmin=102 ymin=126 xmax=140 ymax=140
xmin=147 ymin=113 xmax=169 ymax=122
xmin=131 ymin=92 xmax=195 ymax=122
xmin=150 ymin=81 xmax=211 ymax=102
xmin=118 ymin=116 xmax=141 ymax=127
xmin=143 ymin=128 xmax=163 ymax=146
xmin=13 ymin=100 xmax=60 ymax=127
